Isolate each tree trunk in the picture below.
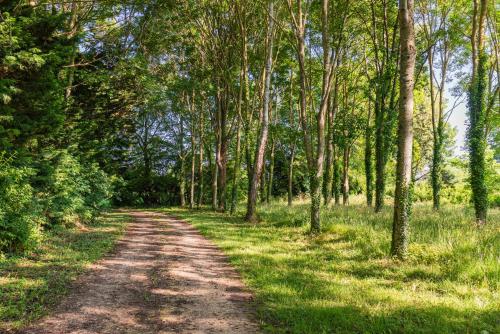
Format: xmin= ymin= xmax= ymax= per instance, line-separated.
xmin=260 ymin=156 xmax=267 ymax=203
xmin=365 ymin=101 xmax=373 ymax=206
xmin=190 ymin=139 xmax=196 ymax=209
xmin=189 ymin=93 xmax=196 ymax=210
xmin=467 ymin=0 xmax=488 ymax=225
xmin=197 ymin=99 xmax=205 ymax=209
xmin=428 ymin=46 xmax=441 ymax=210
xmin=391 ymin=0 xmax=416 ymax=259
xmin=288 ymin=144 xmax=296 ymax=206
xmin=323 ymin=76 xmax=339 ymax=205
xmin=230 ymin=106 xmax=242 ymax=215
xmin=179 ymin=114 xmax=186 ymax=207
xmin=245 ymin=0 xmax=274 ymax=222
xmin=212 ymin=142 xmax=218 ymax=210
xmin=374 ymin=97 xmax=385 ymax=212
xmin=333 ymin=143 xmax=341 ymax=205
xmin=267 ymin=138 xmax=275 ymax=203
xmin=342 ymin=145 xmax=350 ymax=205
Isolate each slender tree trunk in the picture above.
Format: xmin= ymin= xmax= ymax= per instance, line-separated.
xmin=333 ymin=143 xmax=341 ymax=205
xmin=374 ymin=97 xmax=385 ymax=212
xmin=309 ymin=0 xmax=334 ymax=233
xmin=365 ymin=101 xmax=373 ymax=206
xmin=245 ymin=0 xmax=274 ymax=222
xmin=324 ymin=109 xmax=334 ymax=205
xmin=190 ymin=138 xmax=196 ymax=209
xmin=288 ymin=144 xmax=296 ymax=206
xmin=179 ymin=115 xmax=186 ymax=207
xmin=323 ymin=76 xmax=338 ymax=205
xmin=197 ymin=100 xmax=205 ymax=209
xmin=230 ymin=109 xmax=242 ymax=215
xmin=212 ymin=140 xmax=219 ymax=210
xmin=267 ymin=138 xmax=275 ymax=203
xmin=189 ymin=93 xmax=196 ymax=210
xmin=64 ymin=1 xmax=79 ymax=103
xmin=467 ymin=0 xmax=489 ymax=225
xmin=428 ymin=47 xmax=441 ymax=210
xmin=260 ymin=157 xmax=267 ymax=203
xmin=391 ymin=0 xmax=416 ymax=259
xmin=342 ymin=145 xmax=350 ymax=205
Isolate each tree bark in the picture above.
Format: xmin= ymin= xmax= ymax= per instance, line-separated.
xmin=342 ymin=145 xmax=350 ymax=205
xmin=267 ymin=138 xmax=275 ymax=203
xmin=288 ymin=144 xmax=296 ymax=206
xmin=391 ymin=0 xmax=416 ymax=259
xmin=230 ymin=99 xmax=242 ymax=215
xmin=245 ymin=0 xmax=274 ymax=222
xmin=189 ymin=92 xmax=196 ymax=210
xmin=333 ymin=143 xmax=341 ymax=205
xmin=365 ymin=100 xmax=373 ymax=206
xmin=179 ymin=114 xmax=186 ymax=207
xmin=467 ymin=0 xmax=489 ymax=225
xmin=323 ymin=76 xmax=339 ymax=205
xmin=197 ymin=98 xmax=205 ymax=208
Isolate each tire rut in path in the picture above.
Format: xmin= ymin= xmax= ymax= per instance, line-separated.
xmin=21 ymin=211 xmax=260 ymax=334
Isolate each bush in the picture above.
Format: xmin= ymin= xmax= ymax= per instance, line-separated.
xmin=38 ymin=151 xmax=113 ymax=225
xmin=0 ymin=155 xmax=45 ymax=253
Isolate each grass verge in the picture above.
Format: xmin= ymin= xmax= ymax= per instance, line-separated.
xmin=162 ymin=198 xmax=500 ymax=334
xmin=0 ymin=211 xmax=129 ymax=331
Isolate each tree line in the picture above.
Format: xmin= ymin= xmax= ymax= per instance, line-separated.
xmin=0 ymin=0 xmax=498 ymax=258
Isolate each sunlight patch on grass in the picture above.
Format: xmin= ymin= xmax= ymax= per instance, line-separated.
xmin=161 ymin=199 xmax=500 ymax=333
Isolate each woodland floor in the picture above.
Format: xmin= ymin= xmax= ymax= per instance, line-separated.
xmin=19 ymin=211 xmax=260 ymax=334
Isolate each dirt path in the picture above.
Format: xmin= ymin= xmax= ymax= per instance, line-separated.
xmin=21 ymin=211 xmax=260 ymax=334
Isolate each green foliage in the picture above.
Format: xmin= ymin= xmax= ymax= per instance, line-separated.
xmin=0 ymin=155 xmax=44 ymax=253
xmin=37 ymin=151 xmax=113 ymax=225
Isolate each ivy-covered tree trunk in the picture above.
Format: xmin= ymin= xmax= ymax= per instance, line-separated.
xmin=391 ymin=0 xmax=416 ymax=259
xmin=467 ymin=0 xmax=489 ymax=225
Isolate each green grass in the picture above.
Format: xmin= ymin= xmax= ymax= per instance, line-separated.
xmin=0 ymin=211 xmax=129 ymax=331
xmin=161 ymin=197 xmax=500 ymax=334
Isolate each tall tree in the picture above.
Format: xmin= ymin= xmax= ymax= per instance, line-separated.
xmin=245 ymin=0 xmax=274 ymax=222
xmin=391 ymin=0 xmax=416 ymax=258
xmin=467 ymin=0 xmax=489 ymax=225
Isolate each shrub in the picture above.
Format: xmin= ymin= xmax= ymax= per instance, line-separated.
xmin=0 ymin=155 xmax=44 ymax=253
xmin=81 ymin=163 xmax=113 ymax=218
xmin=38 ymin=151 xmax=113 ymax=225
